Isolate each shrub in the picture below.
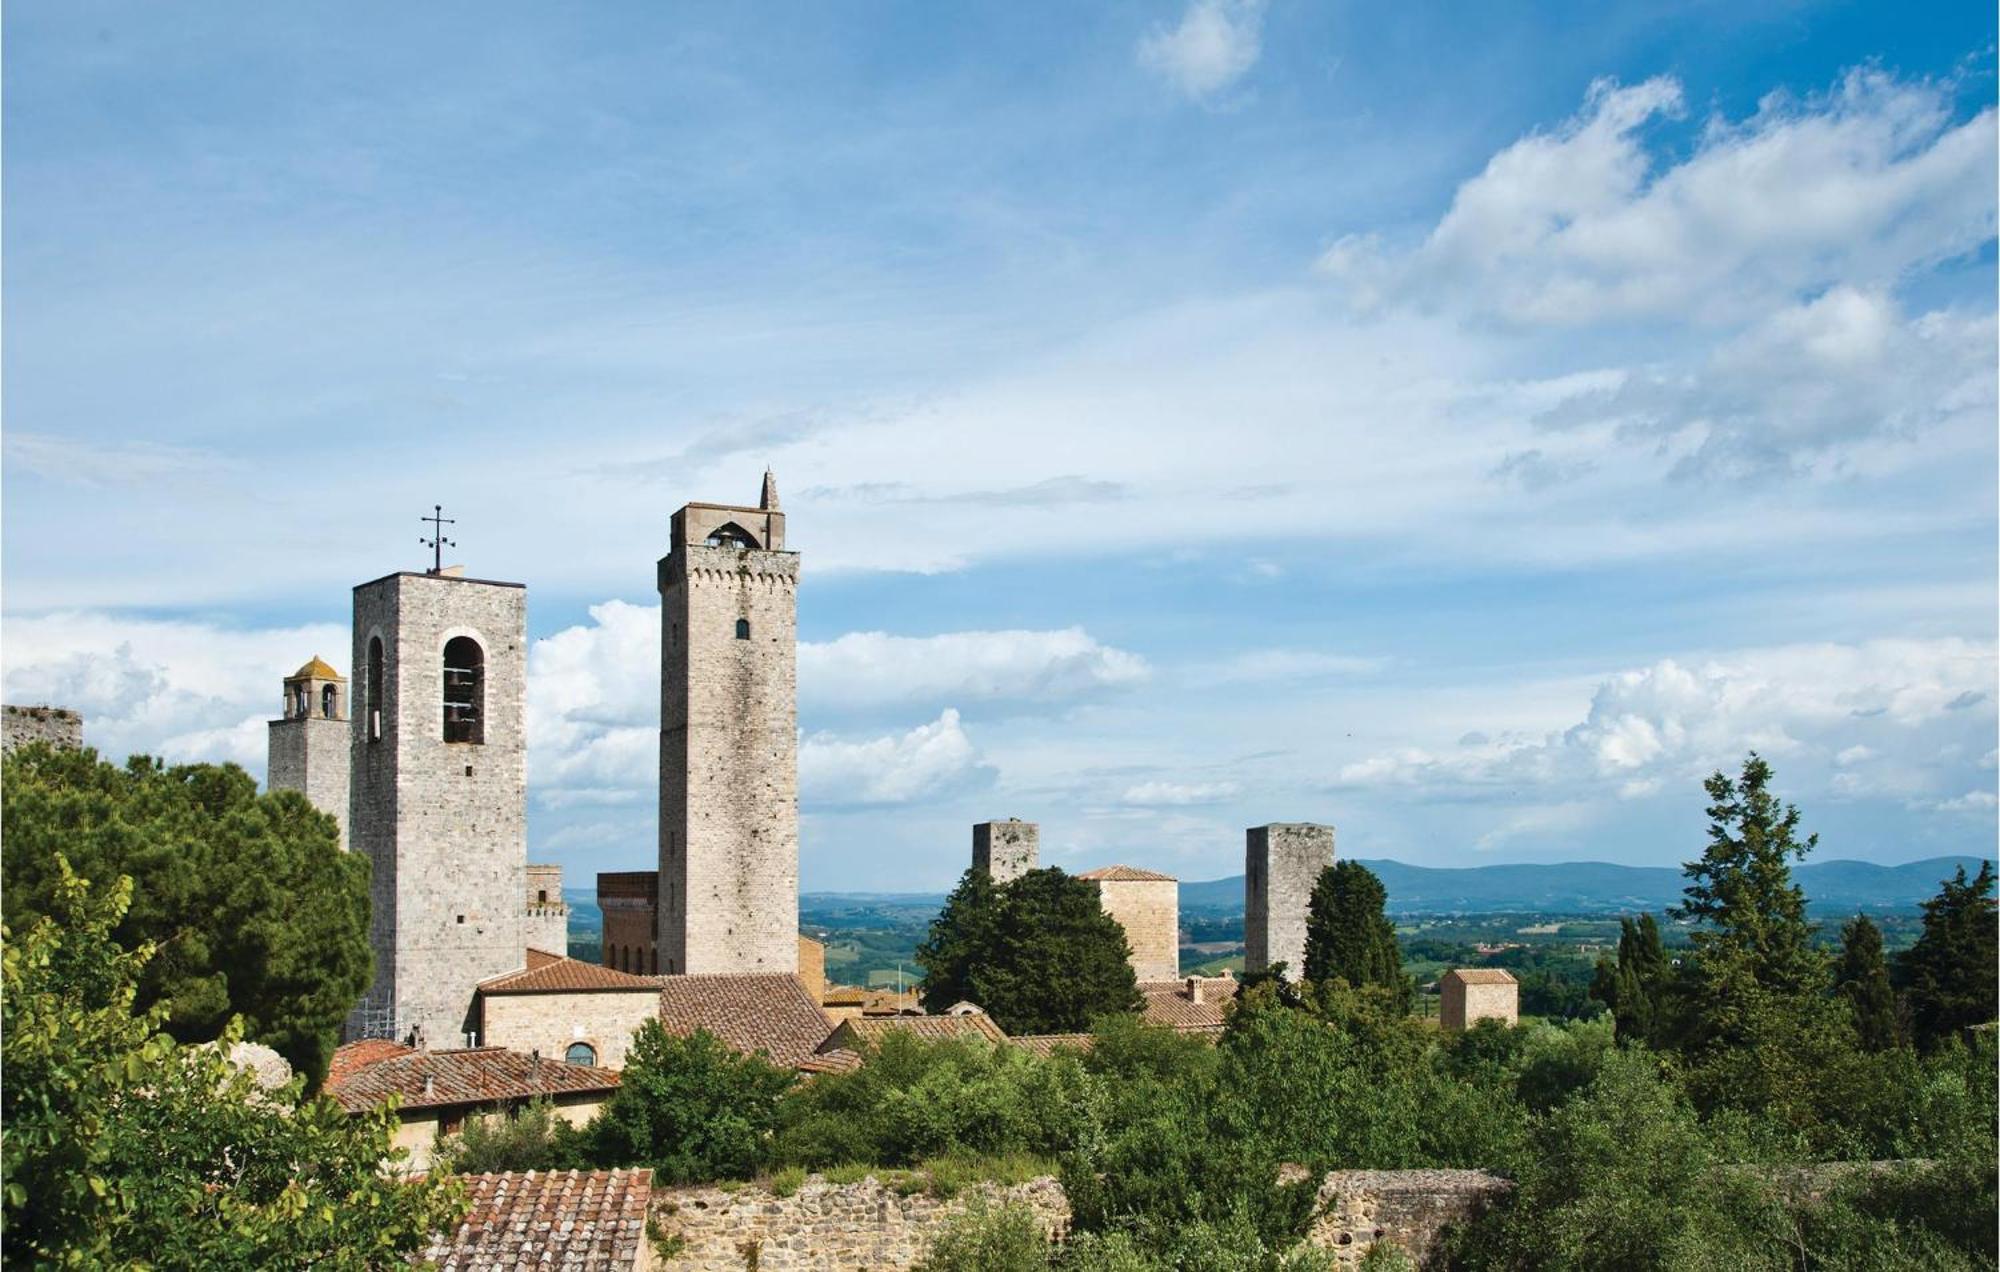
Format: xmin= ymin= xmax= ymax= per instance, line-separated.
xmin=582 ymin=1023 xmax=795 ymax=1183
xmin=435 ymin=1099 xmax=588 ymax=1175
xmin=913 ymin=1203 xmax=1051 ymax=1272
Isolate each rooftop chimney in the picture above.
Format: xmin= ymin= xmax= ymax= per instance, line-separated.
xmin=1186 ymin=976 xmax=1203 ymax=1005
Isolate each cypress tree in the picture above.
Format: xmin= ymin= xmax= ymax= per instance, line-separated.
xmin=1301 ymin=861 xmax=1411 ymax=1013
xmin=1834 ymin=914 xmax=1899 ymax=1052
xmin=1897 ymin=862 xmax=1998 ymax=1052
xmin=1591 ymin=913 xmax=1670 ymax=1046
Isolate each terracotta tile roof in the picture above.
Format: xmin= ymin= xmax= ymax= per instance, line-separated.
xmin=325 ymin=1046 xmax=620 ymax=1114
xmin=824 ymin=1013 xmax=1009 ymax=1050
xmin=654 ymin=973 xmax=834 ymax=1069
xmin=822 ymin=984 xmax=867 ymax=1006
xmin=425 ymin=1169 xmax=652 ymax=1271
xmin=1011 ymin=1033 xmax=1096 ymax=1058
xmin=796 ymin=1048 xmax=865 ymax=1076
xmin=861 ymin=989 xmax=922 ymax=1015
xmin=480 ymin=950 xmax=659 ymax=995
xmin=1076 ymin=864 xmax=1178 ymax=883
xmin=1138 ymin=979 xmax=1233 ymax=1033
xmin=1443 ymin=968 xmax=1519 ymax=985
xmin=327 ymin=1038 xmax=415 ymax=1087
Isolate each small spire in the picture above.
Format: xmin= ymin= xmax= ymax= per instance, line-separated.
xmin=759 ymin=468 xmax=780 ymax=511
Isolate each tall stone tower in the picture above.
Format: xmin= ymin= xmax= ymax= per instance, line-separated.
xmin=267 ymin=656 xmax=351 ymax=851
xmin=658 ymin=472 xmax=798 ymax=975
xmin=1245 ymin=823 xmax=1334 ymax=981
xmin=972 ymin=819 xmax=1038 ymax=884
xmin=347 ymin=567 xmax=528 ymax=1045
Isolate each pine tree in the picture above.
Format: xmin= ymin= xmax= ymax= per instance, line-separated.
xmin=1834 ymin=914 xmax=1899 ymax=1052
xmin=913 ymin=866 xmax=1001 ymax=1014
xmin=1897 ymin=862 xmax=1998 ymax=1052
xmin=1671 ymin=754 xmax=1827 ymax=1048
xmin=1301 ymin=861 xmax=1411 ymax=1013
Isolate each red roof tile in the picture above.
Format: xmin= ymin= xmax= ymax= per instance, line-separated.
xmin=823 ymin=1013 xmax=1009 ymax=1050
xmin=654 ymin=973 xmax=834 ymax=1069
xmin=325 ymin=1047 xmax=619 ymax=1114
xmin=1138 ymin=978 xmax=1233 ymax=1033
xmin=327 ymin=1038 xmax=415 ymax=1087
xmin=480 ymin=951 xmax=659 ymax=995
xmin=796 ymin=1048 xmax=865 ymax=1076
xmin=425 ymin=1169 xmax=652 ymax=1271
xmin=1010 ymin=1033 xmax=1096 ymax=1058
xmin=1077 ymin=864 xmax=1178 ymax=882
xmin=1443 ymin=968 xmax=1519 ymax=985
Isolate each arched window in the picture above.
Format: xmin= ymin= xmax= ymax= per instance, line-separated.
xmin=367 ymin=637 xmax=385 ymax=742
xmin=443 ymin=637 xmax=484 ymax=744
xmin=565 ymin=1042 xmax=597 ymax=1067
xmin=735 ymin=618 xmax=751 ymax=641
xmin=650 ymin=948 xmax=658 ymax=974
xmin=704 ymin=522 xmax=757 ymax=549
xmin=321 ymin=683 xmax=338 ymax=719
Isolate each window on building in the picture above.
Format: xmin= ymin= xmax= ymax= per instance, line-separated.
xmin=704 ymin=522 xmax=757 ymax=549
xmin=735 ymin=618 xmax=751 ymax=640
xmin=537 ymin=889 xmax=548 ymax=905
xmin=322 ymin=683 xmax=338 ymax=719
xmin=565 ymin=1042 xmax=597 ymax=1067
xmin=443 ymin=636 xmax=484 ymax=744
xmin=367 ymin=637 xmax=385 ymax=741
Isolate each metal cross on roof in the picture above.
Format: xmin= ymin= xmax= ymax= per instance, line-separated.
xmin=420 ymin=505 xmax=456 ymax=575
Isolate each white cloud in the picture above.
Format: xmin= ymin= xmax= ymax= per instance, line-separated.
xmin=1334 ymin=638 xmax=1997 ymax=806
xmin=799 ymin=708 xmax=995 ymax=808
xmin=1120 ymin=779 xmax=1241 ymax=806
xmin=1930 ymin=789 xmax=1999 ymax=813
xmin=1198 ymin=649 xmax=1387 ymax=685
xmin=800 ymin=628 xmax=1149 ymax=710
xmin=1321 ymin=70 xmax=1997 ymax=326
xmin=1138 ymin=0 xmax=1266 ymax=100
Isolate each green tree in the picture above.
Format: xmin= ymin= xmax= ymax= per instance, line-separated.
xmin=1588 ymin=914 xmax=1669 ymax=1046
xmin=1300 ymin=861 xmax=1411 ymax=1012
xmin=435 ymin=1099 xmax=589 ymax=1175
xmin=1834 ymin=914 xmax=1899 ymax=1052
xmin=1 ymin=857 xmax=463 ymax=1268
xmin=918 ymin=868 xmax=1141 ymax=1034
xmin=1 ymin=745 xmax=371 ymax=1086
xmin=1897 ymin=862 xmax=1998 ymax=1052
xmin=584 ymin=1021 xmax=796 ymax=1183
xmin=1670 ymin=754 xmax=1827 ymax=1050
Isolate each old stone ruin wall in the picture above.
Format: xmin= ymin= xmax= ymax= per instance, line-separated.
xmin=2 ymin=704 xmax=83 ymax=753
xmin=652 ymin=1168 xmax=1508 ymax=1270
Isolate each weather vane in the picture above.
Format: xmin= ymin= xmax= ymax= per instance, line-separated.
xmin=420 ymin=505 xmax=456 ymax=575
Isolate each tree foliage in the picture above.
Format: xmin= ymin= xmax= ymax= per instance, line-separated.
xmin=917 ymin=867 xmax=1141 ymax=1034
xmin=1 ymin=857 xmax=463 ymax=1268
xmin=1897 ymin=862 xmax=1998 ymax=1053
xmin=1834 ymin=914 xmax=1900 ymax=1053
xmin=1588 ymin=913 xmax=1670 ymax=1047
xmin=435 ymin=1099 xmax=590 ymax=1175
xmin=584 ymin=1021 xmax=796 ymax=1184
xmin=1300 ymin=861 xmax=1411 ymax=1012
xmin=1 ymin=745 xmax=371 ymax=1086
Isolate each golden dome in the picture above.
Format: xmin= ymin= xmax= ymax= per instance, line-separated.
xmin=291 ymin=655 xmax=344 ymax=681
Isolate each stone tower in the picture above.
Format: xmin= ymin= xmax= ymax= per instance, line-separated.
xmin=658 ymin=472 xmax=798 ymax=975
xmin=267 ymin=656 xmax=350 ymax=851
xmin=346 ymin=567 xmax=528 ymax=1045
xmin=972 ymin=819 xmax=1038 ymax=884
xmin=1245 ymin=823 xmax=1334 ymax=981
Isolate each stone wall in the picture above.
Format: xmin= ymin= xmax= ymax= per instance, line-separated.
xmin=1245 ymin=823 xmax=1334 ymax=981
xmin=2 ymin=704 xmax=82 ymax=753
xmin=269 ymin=714 xmax=351 ymax=851
xmin=1096 ymin=877 xmax=1179 ymax=981
xmin=1441 ymin=979 xmax=1518 ymax=1032
xmin=479 ymin=989 xmax=659 ymax=1070
xmin=652 ymin=1169 xmax=1507 ymax=1271
xmin=972 ymin=819 xmax=1038 ymax=883
xmin=600 ymin=870 xmax=661 ymax=974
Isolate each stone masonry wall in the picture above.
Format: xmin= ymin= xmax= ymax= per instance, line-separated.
xmin=1246 ymin=823 xmax=1334 ymax=981
xmin=2 ymin=704 xmax=82 ymax=753
xmin=600 ymin=871 xmax=660 ymax=974
xmin=348 ymin=572 xmax=528 ymax=1046
xmin=479 ymin=989 xmax=659 ymax=1069
xmin=659 ymin=541 xmax=799 ymax=977
xmin=1442 ymin=981 xmax=1518 ymax=1032
xmin=268 ymin=715 xmax=351 ymax=851
xmin=1097 ymin=877 xmax=1179 ymax=981
xmin=653 ymin=1170 xmax=1506 ymax=1271
xmin=972 ymin=819 xmax=1038 ymax=883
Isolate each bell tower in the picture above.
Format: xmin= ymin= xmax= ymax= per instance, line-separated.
xmin=658 ymin=471 xmax=799 ymax=975
xmin=267 ymin=656 xmax=350 ymax=851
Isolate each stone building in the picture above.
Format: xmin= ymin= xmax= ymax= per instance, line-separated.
xmin=1078 ymin=865 xmax=1180 ymax=982
xmin=266 ymin=656 xmax=350 ymax=850
xmin=524 ymin=863 xmax=568 ymax=957
xmin=2 ymin=704 xmax=82 ymax=753
xmin=972 ymin=819 xmax=1038 ymax=883
xmin=657 ymin=472 xmax=798 ymax=976
xmin=1440 ymin=968 xmax=1519 ymax=1031
xmin=346 ymin=566 xmax=529 ymax=1047
xmin=598 ymin=870 xmax=661 ymax=975
xmin=1246 ymin=823 xmax=1335 ymax=981
xmin=477 ymin=950 xmax=660 ymax=1069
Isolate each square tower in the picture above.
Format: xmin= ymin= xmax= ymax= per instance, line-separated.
xmin=267 ymin=656 xmax=350 ymax=851
xmin=972 ymin=819 xmax=1038 ymax=884
xmin=658 ymin=472 xmax=798 ymax=975
xmin=346 ymin=568 xmax=528 ymax=1045
xmin=1245 ymin=823 xmax=1334 ymax=981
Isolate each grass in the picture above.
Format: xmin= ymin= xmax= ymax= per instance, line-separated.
xmin=767 ymin=1165 xmax=807 ymax=1198
xmin=770 ymin=1154 xmax=1056 ymax=1200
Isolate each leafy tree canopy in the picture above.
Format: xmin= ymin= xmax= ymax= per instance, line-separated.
xmin=585 ymin=1021 xmax=796 ymax=1184
xmin=1897 ymin=861 xmax=1998 ymax=1052
xmin=1 ymin=857 xmax=463 ymax=1268
xmin=1301 ymin=860 xmax=1412 ymax=1013
xmin=917 ymin=867 xmax=1142 ymax=1034
xmin=2 ymin=745 xmax=371 ymax=1087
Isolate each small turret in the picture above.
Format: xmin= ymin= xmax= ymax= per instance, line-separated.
xmin=760 ymin=468 xmax=781 ymax=511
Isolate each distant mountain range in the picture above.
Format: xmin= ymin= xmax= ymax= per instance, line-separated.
xmin=566 ymin=856 xmax=1990 ymax=930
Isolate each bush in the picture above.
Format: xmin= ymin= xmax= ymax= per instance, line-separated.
xmin=436 ymin=1100 xmax=589 ymax=1175
xmin=913 ymin=1203 xmax=1051 ymax=1272
xmin=582 ymin=1023 xmax=795 ymax=1183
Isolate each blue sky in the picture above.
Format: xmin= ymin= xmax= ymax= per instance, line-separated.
xmin=5 ymin=2 xmax=1995 ymax=891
